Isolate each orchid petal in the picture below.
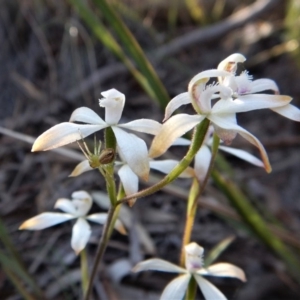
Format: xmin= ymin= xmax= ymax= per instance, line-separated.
xmin=198 ymin=263 xmax=246 ymax=282
xmin=161 ymin=274 xmax=191 ymax=300
xmin=71 ymin=191 xmax=92 ymax=201
xmin=87 ymin=212 xmax=126 ymax=234
xmin=210 ymin=115 xmax=271 ymax=172
xmin=149 ymin=159 xmax=194 ymax=178
xmin=211 ymin=113 xmax=237 ymax=145
xmin=69 ymin=107 xmax=106 ymax=125
xmin=188 ymin=72 xmax=231 ymax=114
xmin=172 ymin=137 xmax=191 ymax=146
xmin=250 ymin=78 xmax=279 ymax=94
xmin=86 ymin=213 xmax=107 ymax=224
xmin=133 ymin=258 xmax=187 ymax=274
xmin=87 ymin=213 xmax=126 ymax=234
xmin=119 ymin=119 xmax=162 ymax=135
xmin=69 ymin=160 xmax=93 ymax=177
xmin=19 ymin=213 xmax=75 ymax=230
xmin=32 ymin=123 xmax=105 ymax=151
xmin=114 ymin=219 xmax=127 ymax=235
xmin=212 ymin=94 xmax=292 ymax=114
xmin=198 ymin=85 xmax=232 ymax=114
xmin=118 ymin=164 xmax=139 ymax=196
xmin=100 ymin=88 xmax=125 ymax=125
xmin=194 ymin=274 xmax=227 ymax=300
xmin=185 ymin=242 xmax=204 ymax=272
xmin=189 ymin=70 xmax=231 ymax=88
xmin=71 ymin=218 xmax=91 ymax=254
xmin=149 ymin=114 xmax=204 ymax=158
xmin=219 ymin=145 xmax=264 ymax=168
xmin=54 ymin=199 xmax=76 ymax=214
xmin=70 ymin=191 xmax=93 ymax=216
xmin=194 ymin=145 xmax=212 ymax=182
xmin=86 ymin=213 xmax=127 ymax=235
xmin=218 ymin=53 xmax=246 ymax=73
xmin=271 ymin=104 xmax=300 ymax=121
xmin=164 ymin=92 xmax=190 ymax=121
xmin=112 ymin=127 xmax=150 ymax=180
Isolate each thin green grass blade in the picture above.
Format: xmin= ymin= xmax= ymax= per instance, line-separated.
xmin=68 ymin=0 xmax=169 ymax=107
xmin=212 ymin=170 xmax=300 ymax=284
xmin=0 ymin=251 xmax=42 ymax=299
xmin=204 ymin=235 xmax=235 ymax=267
xmin=0 ymin=218 xmax=23 ymax=267
xmin=93 ymin=0 xmax=170 ymax=108
xmin=0 ymin=219 xmax=43 ymax=296
xmin=2 ymin=263 xmax=37 ymax=300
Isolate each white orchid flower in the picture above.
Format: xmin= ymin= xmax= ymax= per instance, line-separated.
xmin=149 ymin=56 xmax=295 ymax=173
xmin=19 ymin=191 xmax=126 ymax=254
xmin=133 ymin=242 xmax=246 ymax=300
xmin=175 ymin=127 xmax=264 ymax=182
xmin=70 ymin=144 xmax=194 ymax=206
xmin=218 ymin=53 xmax=300 ymax=122
xmin=32 ymin=88 xmax=162 ymax=180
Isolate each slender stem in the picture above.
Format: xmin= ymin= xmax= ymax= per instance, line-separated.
xmin=200 ymin=133 xmax=220 ymax=192
xmin=181 ymin=133 xmax=220 ymax=300
xmin=84 ymin=127 xmax=118 ymax=299
xmin=107 ymin=185 xmax=125 ymax=237
xmin=104 ymin=127 xmax=117 ymax=206
xmin=180 ymin=178 xmax=200 ymax=267
xmin=180 ymin=133 xmax=220 ymax=267
xmin=84 ymin=206 xmax=116 ymax=300
xmin=80 ymin=248 xmax=89 ymax=296
xmin=116 ymin=119 xmax=210 ymax=205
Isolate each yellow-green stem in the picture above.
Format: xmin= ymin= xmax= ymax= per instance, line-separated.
xmin=181 ymin=133 xmax=220 ymax=300
xmin=104 ymin=127 xmax=117 ymax=206
xmin=80 ymin=248 xmax=89 ymax=296
xmin=84 ymin=206 xmax=116 ymax=300
xmin=116 ymin=119 xmax=210 ymax=205
xmin=180 ymin=178 xmax=200 ymax=267
xmin=84 ymin=127 xmax=119 ymax=299
xmin=107 ymin=185 xmax=125 ymax=237
xmin=180 ymin=133 xmax=220 ymax=267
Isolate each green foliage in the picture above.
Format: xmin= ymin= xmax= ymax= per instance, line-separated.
xmin=285 ymin=0 xmax=300 ymax=67
xmin=69 ymin=0 xmax=170 ymax=108
xmin=0 ymin=218 xmax=43 ymax=299
xmin=212 ymin=170 xmax=300 ymax=285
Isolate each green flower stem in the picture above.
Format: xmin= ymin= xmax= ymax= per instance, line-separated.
xmin=180 ymin=133 xmax=220 ymax=266
xmin=84 ymin=126 xmax=119 ymax=299
xmin=212 ymin=170 xmax=300 ymax=284
xmin=202 ymin=133 xmax=220 ymax=189
xmin=104 ymin=127 xmax=117 ymax=206
xmin=84 ymin=205 xmax=116 ymax=300
xmin=107 ymin=185 xmax=125 ymax=237
xmin=180 ymin=178 xmax=200 ymax=267
xmin=80 ymin=248 xmax=89 ymax=296
xmin=116 ymin=118 xmax=211 ymax=205
xmin=85 ymin=185 xmax=125 ymax=299
xmin=181 ymin=133 xmax=220 ymax=300
xmin=185 ymin=276 xmax=197 ymax=300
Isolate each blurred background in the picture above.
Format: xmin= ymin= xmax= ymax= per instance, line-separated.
xmin=1 ymin=0 xmax=300 ymax=299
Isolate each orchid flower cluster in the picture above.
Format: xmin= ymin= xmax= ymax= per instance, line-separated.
xmin=20 ymin=53 xmax=300 ymax=299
